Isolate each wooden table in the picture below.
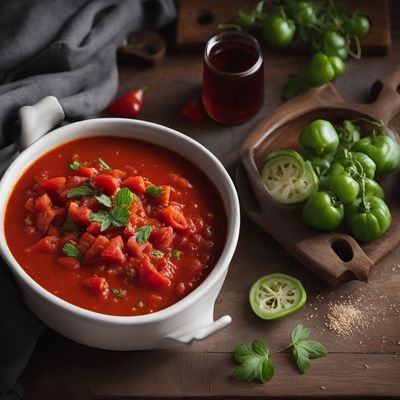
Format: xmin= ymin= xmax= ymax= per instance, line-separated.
xmin=22 ymin=2 xmax=400 ymax=398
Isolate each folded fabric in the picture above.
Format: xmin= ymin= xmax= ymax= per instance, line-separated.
xmin=0 ymin=0 xmax=176 ymax=398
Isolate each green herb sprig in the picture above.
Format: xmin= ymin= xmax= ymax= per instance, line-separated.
xmin=62 ymin=243 xmax=81 ymax=259
xmin=89 ymin=187 xmax=134 ymax=232
xmin=233 ymin=324 xmax=327 ymax=384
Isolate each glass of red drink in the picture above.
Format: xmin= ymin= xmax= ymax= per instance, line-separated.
xmin=202 ymin=31 xmax=264 ymax=124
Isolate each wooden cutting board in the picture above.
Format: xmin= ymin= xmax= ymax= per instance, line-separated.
xmin=237 ymin=67 xmax=400 ymax=287
xmin=176 ymin=0 xmax=391 ymax=54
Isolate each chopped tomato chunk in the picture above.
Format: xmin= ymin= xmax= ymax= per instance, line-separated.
xmin=153 ymin=185 xmax=171 ymax=206
xmin=40 ymin=177 xmax=66 ymax=194
xmin=78 ymin=232 xmax=96 ymax=253
xmin=86 ymin=221 xmax=101 ymax=235
xmin=78 ymin=166 xmax=97 ymax=178
xmin=121 ymin=176 xmax=146 ymax=194
xmin=34 ymin=193 xmax=52 ymax=212
xmin=68 ymin=202 xmax=92 ymax=225
xmin=94 ymin=174 xmax=119 ymax=195
xmin=57 ymin=256 xmax=80 ymax=270
xmin=83 ymin=235 xmax=110 ymax=263
xmin=126 ymin=236 xmax=152 ymax=257
xmin=161 ymin=205 xmax=188 ymax=230
xmin=26 ymin=236 xmax=59 ymax=254
xmin=36 ymin=209 xmax=56 ymax=233
xmin=83 ymin=276 xmax=109 ymax=297
xmin=24 ymin=198 xmax=35 ymax=213
xmin=101 ymin=236 xmax=126 ymax=264
xmin=138 ymin=255 xmax=171 ymax=289
xmin=149 ymin=226 xmax=174 ymax=251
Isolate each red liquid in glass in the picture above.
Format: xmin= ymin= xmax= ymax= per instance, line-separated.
xmin=202 ymin=40 xmax=264 ymax=124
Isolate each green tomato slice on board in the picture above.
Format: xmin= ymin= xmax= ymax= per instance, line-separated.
xmin=261 ymin=150 xmax=318 ymax=204
xmin=249 ymin=273 xmax=307 ymax=320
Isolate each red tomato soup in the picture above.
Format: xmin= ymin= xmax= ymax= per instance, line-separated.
xmin=5 ymin=137 xmax=226 ymax=316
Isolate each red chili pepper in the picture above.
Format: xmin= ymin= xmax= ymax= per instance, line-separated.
xmin=182 ymin=97 xmax=205 ymax=123
xmin=107 ymin=87 xmax=145 ymax=118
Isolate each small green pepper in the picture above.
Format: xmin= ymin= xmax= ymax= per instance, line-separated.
xmin=351 ymin=134 xmax=400 ymax=176
xmin=285 ymin=1 xmax=314 ymax=24
xmin=345 ymin=195 xmax=391 ymax=242
xmin=328 ymin=162 xmax=359 ymax=204
xmin=334 ymin=151 xmax=376 ymax=179
xmin=304 ymin=53 xmax=345 ymax=87
xmin=300 ymin=119 xmax=339 ymax=156
xmin=343 ymin=13 xmax=370 ymax=39
xmin=262 ymin=13 xmax=296 ymax=48
xmin=364 ymin=178 xmax=384 ymax=199
xmin=237 ymin=10 xmax=257 ymax=27
xmin=323 ymin=31 xmax=348 ymax=60
xmin=301 ymin=191 xmax=344 ymax=231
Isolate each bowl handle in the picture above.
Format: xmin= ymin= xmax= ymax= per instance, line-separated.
xmin=18 ymin=96 xmax=65 ymax=151
xmin=164 ymin=315 xmax=231 ymax=345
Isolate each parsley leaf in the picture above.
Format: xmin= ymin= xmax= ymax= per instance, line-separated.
xmin=62 ymin=243 xmax=81 ymax=259
xmin=135 ymin=226 xmax=152 ymax=244
xmin=62 ymin=212 xmax=80 ymax=233
xmin=233 ymin=340 xmax=275 ymax=384
xmin=145 ymin=184 xmax=164 ymax=197
xmin=171 ymin=250 xmax=182 ymax=260
xmin=98 ymin=158 xmax=111 ymax=171
xmin=151 ymin=249 xmax=164 ymax=259
xmin=109 ymin=207 xmax=130 ymax=227
xmin=69 ymin=161 xmax=80 ymax=170
xmin=115 ymin=187 xmax=134 ymax=208
xmin=111 ymin=289 xmax=127 ymax=299
xmin=89 ymin=210 xmax=113 ymax=232
xmin=67 ymin=186 xmax=97 ymax=198
xmin=291 ymin=324 xmax=327 ymax=374
xmin=95 ymin=194 xmax=112 ymax=208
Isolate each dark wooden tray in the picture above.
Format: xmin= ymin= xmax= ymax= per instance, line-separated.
xmin=176 ymin=0 xmax=391 ymax=54
xmin=237 ymin=68 xmax=400 ymax=286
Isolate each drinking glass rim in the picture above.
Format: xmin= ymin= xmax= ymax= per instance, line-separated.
xmin=204 ymin=31 xmax=263 ymax=78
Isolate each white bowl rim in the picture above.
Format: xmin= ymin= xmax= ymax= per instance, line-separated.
xmin=0 ymin=118 xmax=240 ymax=325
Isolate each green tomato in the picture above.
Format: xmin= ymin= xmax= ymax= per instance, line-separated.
xmin=261 ymin=149 xmax=318 ymax=204
xmin=262 ymin=14 xmax=296 ymax=48
xmin=328 ymin=56 xmax=346 ymax=75
xmin=323 ymin=31 xmax=348 ymax=60
xmin=328 ymin=162 xmax=359 ymax=204
xmin=344 ymin=14 xmax=370 ymax=39
xmin=302 ymin=150 xmax=331 ymax=177
xmin=300 ymin=119 xmax=339 ymax=156
xmin=249 ymin=273 xmax=307 ymax=320
xmin=237 ymin=10 xmax=256 ymax=27
xmin=345 ymin=196 xmax=391 ymax=242
xmin=364 ymin=178 xmax=384 ymax=199
xmin=286 ymin=1 xmax=314 ymax=24
xmin=304 ymin=53 xmax=345 ymax=87
xmin=301 ymin=191 xmax=344 ymax=231
xmin=351 ymin=152 xmax=376 ymax=179
xmin=338 ymin=120 xmax=361 ymax=149
xmin=351 ymin=134 xmax=400 ymax=176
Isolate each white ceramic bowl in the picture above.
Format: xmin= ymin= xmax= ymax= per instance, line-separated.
xmin=0 ymin=97 xmax=240 ymax=350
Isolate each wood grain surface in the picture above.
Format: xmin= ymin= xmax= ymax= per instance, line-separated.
xmin=176 ymin=0 xmax=391 ymax=54
xmin=22 ymin=1 xmax=400 ymax=399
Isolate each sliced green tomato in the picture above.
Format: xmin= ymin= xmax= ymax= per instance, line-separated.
xmin=249 ymin=273 xmax=307 ymax=320
xmin=261 ymin=151 xmax=317 ymax=204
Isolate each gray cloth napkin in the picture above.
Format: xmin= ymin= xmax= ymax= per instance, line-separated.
xmin=0 ymin=0 xmax=176 ymax=398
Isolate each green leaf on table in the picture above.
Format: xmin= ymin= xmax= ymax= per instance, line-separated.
xmin=233 ymin=340 xmax=274 ymax=384
xmin=291 ymin=324 xmax=327 ymax=374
